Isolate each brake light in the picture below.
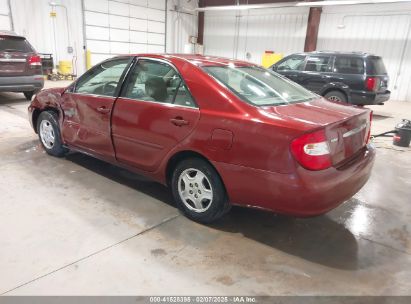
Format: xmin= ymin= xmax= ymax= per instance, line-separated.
xmin=291 ymin=129 xmax=331 ymax=171
xmin=365 ymin=77 xmax=378 ymax=91
xmin=28 ymin=55 xmax=41 ymax=67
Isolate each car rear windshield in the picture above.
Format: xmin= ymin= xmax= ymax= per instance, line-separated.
xmin=366 ymin=57 xmax=387 ymax=75
xmin=0 ymin=36 xmax=34 ymax=53
xmin=202 ymin=65 xmax=317 ymax=106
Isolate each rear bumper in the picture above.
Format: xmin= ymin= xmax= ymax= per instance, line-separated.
xmin=350 ymin=90 xmax=390 ymax=105
xmin=0 ymin=75 xmax=44 ymax=92
xmin=214 ymin=144 xmax=376 ymax=216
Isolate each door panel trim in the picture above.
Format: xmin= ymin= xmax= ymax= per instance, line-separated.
xmin=112 ymin=133 xmax=164 ymax=150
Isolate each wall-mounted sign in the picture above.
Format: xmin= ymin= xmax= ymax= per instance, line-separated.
xmin=50 ymin=12 xmax=56 ymax=17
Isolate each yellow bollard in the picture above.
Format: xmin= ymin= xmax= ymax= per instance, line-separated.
xmin=86 ymin=50 xmax=92 ymax=70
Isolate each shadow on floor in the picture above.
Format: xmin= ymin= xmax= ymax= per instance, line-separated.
xmin=372 ymin=113 xmax=392 ymax=121
xmin=66 ymin=151 xmax=359 ymax=270
xmin=211 ymin=206 xmax=359 ymax=270
xmin=0 ymin=92 xmax=27 ymax=105
xmin=65 ymin=152 xmax=176 ymax=208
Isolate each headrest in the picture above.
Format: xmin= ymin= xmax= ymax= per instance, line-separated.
xmin=145 ymin=77 xmax=167 ymax=102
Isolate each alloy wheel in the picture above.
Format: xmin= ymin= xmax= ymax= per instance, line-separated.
xmin=39 ymin=119 xmax=55 ymax=149
xmin=178 ymin=168 xmax=213 ymax=213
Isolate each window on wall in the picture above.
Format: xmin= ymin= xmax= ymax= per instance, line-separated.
xmin=122 ymin=59 xmax=196 ymax=107
xmin=75 ymin=58 xmax=131 ymax=97
xmin=334 ymin=57 xmax=365 ymax=74
xmin=305 ymin=56 xmax=331 ymax=72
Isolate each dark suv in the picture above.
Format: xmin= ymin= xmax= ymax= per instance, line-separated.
xmin=271 ymin=51 xmax=390 ymax=105
xmin=0 ymin=31 xmax=44 ymax=100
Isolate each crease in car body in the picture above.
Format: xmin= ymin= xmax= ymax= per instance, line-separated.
xmin=29 ymin=54 xmax=376 ymax=223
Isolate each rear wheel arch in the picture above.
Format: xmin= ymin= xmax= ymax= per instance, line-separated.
xmin=165 ymin=151 xmax=226 ymax=192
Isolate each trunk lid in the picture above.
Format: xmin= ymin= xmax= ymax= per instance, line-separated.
xmin=262 ymin=98 xmax=371 ymax=166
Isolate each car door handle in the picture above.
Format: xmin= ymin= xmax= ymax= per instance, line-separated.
xmin=96 ymin=106 xmax=111 ymax=114
xmin=170 ymin=117 xmax=189 ymax=127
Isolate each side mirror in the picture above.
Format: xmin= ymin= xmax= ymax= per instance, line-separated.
xmin=271 ymin=65 xmax=277 ymax=71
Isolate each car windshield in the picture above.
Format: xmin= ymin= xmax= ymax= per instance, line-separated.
xmin=202 ymin=65 xmax=317 ymax=106
xmin=0 ymin=36 xmax=33 ymax=52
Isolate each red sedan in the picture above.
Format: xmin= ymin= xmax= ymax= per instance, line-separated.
xmin=28 ymin=54 xmax=375 ymax=223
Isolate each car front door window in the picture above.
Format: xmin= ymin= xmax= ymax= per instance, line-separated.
xmin=276 ymin=56 xmax=306 ymax=71
xmin=305 ymin=56 xmax=331 ymax=72
xmin=75 ymin=58 xmax=131 ymax=97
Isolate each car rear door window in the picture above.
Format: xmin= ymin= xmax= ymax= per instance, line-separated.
xmin=122 ymin=59 xmax=196 ymax=107
xmin=276 ymin=55 xmax=305 ymax=71
xmin=334 ymin=57 xmax=364 ymax=74
xmin=0 ymin=36 xmax=34 ymax=52
xmin=304 ymin=56 xmax=331 ymax=72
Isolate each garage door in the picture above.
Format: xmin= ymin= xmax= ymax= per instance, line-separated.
xmin=0 ymin=0 xmax=11 ymax=30
xmin=83 ymin=0 xmax=166 ymax=65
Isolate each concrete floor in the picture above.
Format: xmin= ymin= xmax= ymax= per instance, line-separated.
xmin=0 ymin=81 xmax=410 ymax=295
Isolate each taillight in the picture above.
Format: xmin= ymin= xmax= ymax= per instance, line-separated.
xmin=28 ymin=55 xmax=41 ymax=67
xmin=366 ymin=111 xmax=373 ymax=144
xmin=291 ymin=129 xmax=331 ymax=171
xmin=365 ymin=77 xmax=378 ymax=91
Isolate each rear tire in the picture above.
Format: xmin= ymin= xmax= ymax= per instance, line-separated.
xmin=171 ymin=158 xmax=230 ymax=223
xmin=324 ymin=91 xmax=347 ymax=103
xmin=37 ymin=111 xmax=68 ymax=157
xmin=24 ymin=91 xmax=35 ymax=101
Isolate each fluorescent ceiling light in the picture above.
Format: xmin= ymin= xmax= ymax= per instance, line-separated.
xmin=195 ymin=0 xmax=411 ymax=11
xmin=296 ymin=0 xmax=411 ymax=6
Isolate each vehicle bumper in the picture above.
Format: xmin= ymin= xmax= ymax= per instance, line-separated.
xmin=213 ymin=144 xmax=376 ymax=216
xmin=0 ymin=75 xmax=44 ymax=92
xmin=350 ymin=90 xmax=390 ymax=105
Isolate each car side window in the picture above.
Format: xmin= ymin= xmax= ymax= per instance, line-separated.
xmin=276 ymin=55 xmax=305 ymax=71
xmin=122 ymin=59 xmax=196 ymax=107
xmin=74 ymin=58 xmax=131 ymax=97
xmin=305 ymin=56 xmax=331 ymax=72
xmin=334 ymin=57 xmax=365 ymax=74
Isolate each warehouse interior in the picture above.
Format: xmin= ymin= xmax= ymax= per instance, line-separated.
xmin=0 ymin=0 xmax=411 ymax=300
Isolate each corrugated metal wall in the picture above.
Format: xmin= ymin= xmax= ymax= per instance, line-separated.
xmin=317 ymin=3 xmax=411 ymax=102
xmin=83 ymin=0 xmax=166 ymax=65
xmin=10 ymin=0 xmax=86 ymax=75
xmin=204 ymin=7 xmax=309 ymax=64
xmin=0 ymin=0 xmax=11 ymax=30
xmin=6 ymin=0 xmax=197 ymax=75
xmin=166 ymin=0 xmax=198 ymax=53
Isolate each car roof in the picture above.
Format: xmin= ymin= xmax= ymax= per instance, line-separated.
xmin=294 ymin=51 xmax=379 ymax=58
xmin=120 ymin=53 xmax=256 ymax=67
xmin=0 ymin=30 xmax=25 ymax=38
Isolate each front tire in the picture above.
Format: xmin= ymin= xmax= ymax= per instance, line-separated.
xmin=171 ymin=158 xmax=230 ymax=223
xmin=37 ymin=111 xmax=68 ymax=157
